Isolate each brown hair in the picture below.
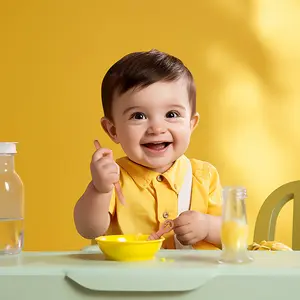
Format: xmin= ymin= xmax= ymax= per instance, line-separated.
xmin=101 ymin=49 xmax=196 ymax=120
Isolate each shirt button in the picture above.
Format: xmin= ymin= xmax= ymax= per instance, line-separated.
xmin=156 ymin=175 xmax=163 ymax=182
xmin=163 ymin=212 xmax=169 ymax=219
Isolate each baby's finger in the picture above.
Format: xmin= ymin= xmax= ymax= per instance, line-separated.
xmin=174 ymin=224 xmax=192 ymax=236
xmin=173 ymin=216 xmax=189 ymax=228
xmin=107 ymin=173 xmax=120 ymax=185
xmin=100 ymin=163 xmax=119 ymax=175
xmin=94 ymin=139 xmax=102 ymax=150
xmin=92 ymin=156 xmax=114 ymax=167
xmin=176 ymin=232 xmax=194 ymax=244
xmin=92 ymin=148 xmax=113 ymax=162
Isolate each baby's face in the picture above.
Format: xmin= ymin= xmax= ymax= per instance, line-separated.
xmin=107 ymin=78 xmax=198 ymax=173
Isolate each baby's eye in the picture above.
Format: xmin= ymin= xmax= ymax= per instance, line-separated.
xmin=166 ymin=111 xmax=180 ymax=118
xmin=131 ymin=112 xmax=147 ymax=120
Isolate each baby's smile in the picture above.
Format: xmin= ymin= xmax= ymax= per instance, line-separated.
xmin=140 ymin=141 xmax=172 ymax=154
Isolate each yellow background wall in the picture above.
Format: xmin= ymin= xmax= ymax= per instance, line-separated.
xmin=0 ymin=0 xmax=299 ymax=250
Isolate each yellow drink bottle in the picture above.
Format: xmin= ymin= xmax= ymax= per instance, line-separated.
xmin=219 ymin=187 xmax=253 ymax=264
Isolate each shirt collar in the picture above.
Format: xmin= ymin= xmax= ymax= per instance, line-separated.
xmin=117 ymin=155 xmax=188 ymax=193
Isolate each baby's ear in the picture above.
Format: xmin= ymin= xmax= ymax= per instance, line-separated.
xmin=101 ymin=117 xmax=119 ymax=144
xmin=190 ymin=112 xmax=200 ymax=131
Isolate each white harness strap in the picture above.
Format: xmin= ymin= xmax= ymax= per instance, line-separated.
xmin=174 ymin=158 xmax=193 ymax=249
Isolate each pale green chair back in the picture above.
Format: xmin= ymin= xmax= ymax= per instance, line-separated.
xmin=253 ymin=180 xmax=300 ymax=250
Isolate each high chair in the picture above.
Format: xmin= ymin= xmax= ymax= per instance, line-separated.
xmin=253 ymin=180 xmax=300 ymax=250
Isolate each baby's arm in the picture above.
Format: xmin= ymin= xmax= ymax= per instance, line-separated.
xmin=204 ymin=215 xmax=222 ymax=246
xmin=73 ymin=181 xmax=112 ymax=239
xmin=204 ymin=163 xmax=223 ymax=246
xmin=74 ymin=143 xmax=118 ymax=239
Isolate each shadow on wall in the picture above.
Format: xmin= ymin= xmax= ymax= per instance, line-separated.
xmin=181 ymin=1 xmax=285 ymax=163
xmin=170 ymin=1 xmax=297 ymax=243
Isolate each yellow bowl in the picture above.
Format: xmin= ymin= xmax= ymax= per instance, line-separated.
xmin=95 ymin=234 xmax=164 ymax=262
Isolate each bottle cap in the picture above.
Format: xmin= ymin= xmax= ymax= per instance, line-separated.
xmin=0 ymin=142 xmax=18 ymax=154
xmin=222 ymin=186 xmax=247 ymax=201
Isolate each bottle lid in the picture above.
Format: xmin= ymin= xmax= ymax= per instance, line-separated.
xmin=223 ymin=186 xmax=247 ymax=200
xmin=0 ymin=142 xmax=18 ymax=154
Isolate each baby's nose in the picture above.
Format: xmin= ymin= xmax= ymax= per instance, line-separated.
xmin=147 ymin=125 xmax=167 ymax=135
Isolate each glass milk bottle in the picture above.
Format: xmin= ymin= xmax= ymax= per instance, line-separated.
xmin=219 ymin=186 xmax=252 ymax=264
xmin=0 ymin=142 xmax=24 ymax=254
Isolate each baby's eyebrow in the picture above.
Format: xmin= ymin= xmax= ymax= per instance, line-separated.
xmin=122 ymin=106 xmax=143 ymax=115
xmin=166 ymin=104 xmax=186 ymax=110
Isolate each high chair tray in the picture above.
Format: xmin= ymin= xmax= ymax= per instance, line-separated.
xmin=0 ymin=249 xmax=300 ymax=300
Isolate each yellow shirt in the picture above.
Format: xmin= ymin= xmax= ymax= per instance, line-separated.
xmin=107 ymin=155 xmax=222 ymax=250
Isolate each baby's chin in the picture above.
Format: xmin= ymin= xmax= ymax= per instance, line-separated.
xmin=132 ymin=156 xmax=178 ymax=173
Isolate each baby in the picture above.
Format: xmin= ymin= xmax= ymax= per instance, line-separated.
xmin=74 ymin=49 xmax=223 ymax=249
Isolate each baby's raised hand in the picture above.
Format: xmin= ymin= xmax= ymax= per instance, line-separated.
xmin=173 ymin=211 xmax=209 ymax=246
xmin=90 ymin=140 xmax=120 ymax=194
